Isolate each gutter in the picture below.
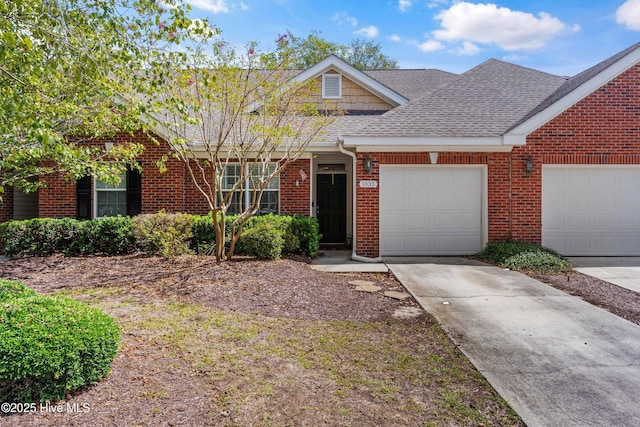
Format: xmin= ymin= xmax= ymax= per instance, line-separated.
xmin=336 ymin=139 xmax=383 ymax=263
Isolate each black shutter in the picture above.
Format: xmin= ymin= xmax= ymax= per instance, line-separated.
xmin=126 ymin=168 xmax=141 ymax=216
xmin=76 ymin=176 xmax=91 ymax=219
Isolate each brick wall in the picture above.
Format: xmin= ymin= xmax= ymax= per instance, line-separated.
xmin=38 ymin=129 xmax=186 ymax=218
xmin=0 ymin=186 xmax=13 ymax=224
xmin=280 ymin=158 xmax=311 ymax=215
xmin=35 ymin=129 xmax=311 ymax=220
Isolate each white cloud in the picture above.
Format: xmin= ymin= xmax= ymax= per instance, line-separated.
xmin=432 ymin=2 xmax=572 ymax=51
xmin=617 ymin=0 xmax=640 ymax=31
xmin=389 ymin=34 xmax=402 ymax=42
xmin=414 ymin=39 xmax=444 ymax=52
xmin=398 ymin=0 xmax=412 ymax=12
xmin=332 ymin=11 xmax=358 ymax=27
xmin=355 ymin=25 xmax=379 ymax=38
xmin=238 ymin=1 xmax=249 ymax=10
xmin=185 ymin=0 xmax=229 ymax=13
xmin=456 ymin=41 xmax=480 ymax=55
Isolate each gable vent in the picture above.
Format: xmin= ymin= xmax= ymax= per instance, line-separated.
xmin=322 ymin=74 xmax=342 ymax=99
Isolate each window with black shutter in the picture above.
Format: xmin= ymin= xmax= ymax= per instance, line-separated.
xmin=76 ymin=176 xmax=91 ymax=219
xmin=126 ymin=168 xmax=141 ymax=216
xmin=77 ymin=167 xmax=142 ymax=219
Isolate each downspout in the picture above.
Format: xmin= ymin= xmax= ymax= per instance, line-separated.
xmin=337 ymin=139 xmax=383 ymax=263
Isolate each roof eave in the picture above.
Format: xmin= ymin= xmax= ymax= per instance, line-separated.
xmin=341 ymin=136 xmax=515 ymax=152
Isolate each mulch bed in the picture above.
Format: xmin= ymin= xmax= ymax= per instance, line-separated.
xmin=0 ymin=253 xmax=412 ymax=321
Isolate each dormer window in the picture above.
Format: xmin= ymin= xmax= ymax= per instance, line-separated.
xmin=322 ymin=74 xmax=342 ymax=99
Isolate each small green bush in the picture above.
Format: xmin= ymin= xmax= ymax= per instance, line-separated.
xmin=474 ymin=241 xmax=572 ymax=273
xmin=238 ymin=214 xmax=320 ymax=257
xmin=0 ymin=280 xmax=121 ymax=403
xmin=90 ymin=217 xmax=135 ymax=255
xmin=237 ymin=223 xmax=284 ymax=260
xmin=132 ymin=211 xmax=195 ymax=257
xmin=289 ymin=215 xmax=320 ymax=258
xmin=191 ymin=213 xmax=217 ymax=255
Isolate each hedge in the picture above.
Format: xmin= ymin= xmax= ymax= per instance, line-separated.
xmin=0 ymin=280 xmax=121 ymax=403
xmin=1 ymin=213 xmax=321 ymax=259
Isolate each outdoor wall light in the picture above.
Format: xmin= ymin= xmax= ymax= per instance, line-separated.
xmin=525 ymin=156 xmax=534 ymax=174
xmin=363 ymin=155 xmax=373 ymax=174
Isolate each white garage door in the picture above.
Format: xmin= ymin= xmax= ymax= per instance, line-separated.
xmin=542 ymin=166 xmax=640 ymax=255
xmin=380 ymin=166 xmax=484 ymax=256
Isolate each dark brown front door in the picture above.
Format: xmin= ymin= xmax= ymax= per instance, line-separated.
xmin=317 ymin=173 xmax=347 ymax=244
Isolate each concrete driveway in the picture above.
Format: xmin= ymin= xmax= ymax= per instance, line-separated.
xmin=569 ymin=257 xmax=640 ymax=293
xmin=385 ymin=257 xmax=640 ymax=427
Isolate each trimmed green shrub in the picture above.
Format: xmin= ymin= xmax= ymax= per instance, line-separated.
xmin=0 ymin=280 xmax=121 ymax=403
xmin=237 ymin=223 xmax=284 ymax=260
xmin=132 ymin=211 xmax=195 ymax=257
xmin=289 ymin=214 xmax=320 ymax=258
xmin=1 ymin=218 xmax=72 ymax=257
xmin=241 ymin=214 xmax=320 ymax=257
xmin=474 ymin=241 xmax=572 ymax=273
xmin=0 ymin=279 xmax=37 ymax=302
xmin=191 ymin=213 xmax=217 ymax=255
xmin=1 ymin=217 xmax=134 ymax=257
xmin=89 ymin=217 xmax=135 ymax=255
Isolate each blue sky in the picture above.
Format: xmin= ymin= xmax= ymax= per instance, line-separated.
xmin=183 ymin=0 xmax=640 ymax=76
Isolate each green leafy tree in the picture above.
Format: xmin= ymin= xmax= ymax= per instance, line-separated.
xmin=279 ymin=30 xmax=398 ymax=69
xmin=0 ymin=0 xmax=197 ymax=196
xmin=148 ymin=39 xmax=338 ymax=261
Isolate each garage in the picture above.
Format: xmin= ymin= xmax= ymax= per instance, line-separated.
xmin=542 ymin=166 xmax=640 ymax=255
xmin=379 ymin=165 xmax=485 ymax=255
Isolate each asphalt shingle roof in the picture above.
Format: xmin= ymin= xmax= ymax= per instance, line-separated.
xmin=347 ymin=59 xmax=568 ymax=138
xmin=362 ymin=69 xmax=459 ymax=101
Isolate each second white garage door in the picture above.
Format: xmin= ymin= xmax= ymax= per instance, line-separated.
xmin=542 ymin=166 xmax=640 ymax=255
xmin=380 ymin=166 xmax=485 ymax=256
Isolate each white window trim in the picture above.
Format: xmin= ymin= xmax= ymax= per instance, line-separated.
xmin=322 ymin=74 xmax=342 ymax=99
xmin=94 ymin=174 xmax=126 ymax=218
xmin=221 ymin=163 xmax=280 ymax=215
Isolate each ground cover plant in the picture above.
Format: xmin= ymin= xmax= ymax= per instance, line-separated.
xmin=0 ymin=255 xmax=523 ymax=426
xmin=474 ymin=241 xmax=572 ymax=274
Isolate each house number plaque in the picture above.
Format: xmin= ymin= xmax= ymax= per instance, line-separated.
xmin=359 ymin=180 xmax=378 ymax=188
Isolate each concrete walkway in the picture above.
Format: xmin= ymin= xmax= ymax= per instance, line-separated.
xmin=385 ymin=257 xmax=640 ymax=427
xmin=569 ymin=257 xmax=640 ymax=293
xmin=311 ymin=250 xmax=388 ymax=273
